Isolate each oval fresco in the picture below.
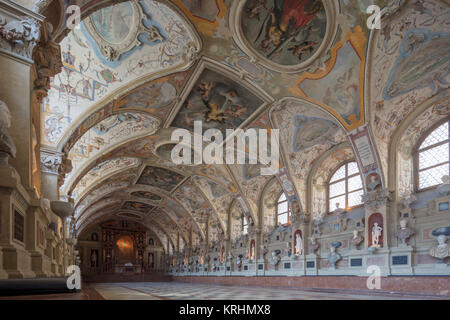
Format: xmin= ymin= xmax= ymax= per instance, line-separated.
xmin=241 ymin=0 xmax=327 ymax=66
xmin=90 ymin=2 xmax=135 ymax=44
xmin=293 ymin=115 xmax=339 ymax=152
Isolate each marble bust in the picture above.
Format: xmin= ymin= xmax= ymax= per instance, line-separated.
xmin=0 ymin=100 xmax=16 ymax=165
xmin=437 ymin=175 xmax=450 ymax=196
xmin=332 ymin=203 xmax=346 ymax=216
xmin=351 ymin=229 xmax=364 ymax=248
xmin=309 ymin=236 xmax=319 ymax=254
xmin=271 ymin=251 xmax=281 ymax=266
xmin=395 ymin=219 xmax=415 ymax=246
xmin=429 ymin=235 xmax=450 ymax=263
xmin=327 ymin=242 xmax=342 ymax=269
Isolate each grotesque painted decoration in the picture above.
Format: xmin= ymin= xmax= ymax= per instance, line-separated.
xmin=131 ymin=191 xmax=162 ymax=201
xmin=121 ymin=201 xmax=155 ymax=214
xmin=137 ymin=166 xmax=184 ymax=191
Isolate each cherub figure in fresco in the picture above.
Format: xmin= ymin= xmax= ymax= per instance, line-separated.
xmin=203 ymin=100 xmax=229 ymax=123
xmin=257 ymin=0 xmax=323 ymax=56
xmin=288 ymin=40 xmax=318 ymax=60
xmin=198 ymin=80 xmax=214 ymax=100
xmin=232 ymin=105 xmax=248 ymax=118
xmin=246 ymin=0 xmax=267 ymax=19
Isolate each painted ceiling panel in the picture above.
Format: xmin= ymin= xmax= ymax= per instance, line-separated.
xmin=61 ymin=112 xmax=159 ymax=195
xmin=42 ymin=0 xmax=199 ymax=147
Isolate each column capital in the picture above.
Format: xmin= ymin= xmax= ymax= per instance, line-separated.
xmin=40 ymin=149 xmax=63 ymax=175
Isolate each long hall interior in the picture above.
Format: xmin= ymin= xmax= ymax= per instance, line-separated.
xmin=0 ymin=0 xmax=449 ymax=300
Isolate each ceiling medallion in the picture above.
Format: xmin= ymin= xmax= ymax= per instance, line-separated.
xmin=230 ymin=0 xmax=337 ymax=73
xmin=84 ymin=1 xmax=163 ymax=61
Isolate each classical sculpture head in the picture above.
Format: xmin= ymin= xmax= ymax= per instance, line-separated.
xmin=437 ymin=235 xmax=447 ymax=247
xmin=353 ymin=229 xmax=359 ymax=238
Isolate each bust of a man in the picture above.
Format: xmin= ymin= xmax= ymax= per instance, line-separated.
xmin=0 ymin=100 xmax=16 ymax=165
xmin=429 ymin=235 xmax=450 ymax=262
xmin=437 ymin=175 xmax=450 ymax=196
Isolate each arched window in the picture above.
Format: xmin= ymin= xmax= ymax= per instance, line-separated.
xmin=276 ymin=193 xmax=290 ymax=225
xmin=328 ymin=161 xmax=363 ymax=212
xmin=415 ymin=120 xmax=450 ymax=190
xmin=242 ymin=215 xmax=249 ymax=235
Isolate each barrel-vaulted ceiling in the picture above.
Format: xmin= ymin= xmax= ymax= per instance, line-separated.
xmin=35 ymin=0 xmax=450 ymax=252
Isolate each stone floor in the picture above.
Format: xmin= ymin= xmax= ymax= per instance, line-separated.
xmin=2 ymin=282 xmax=448 ymax=300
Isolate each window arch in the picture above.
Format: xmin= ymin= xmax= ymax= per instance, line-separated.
xmin=276 ymin=193 xmax=290 ymax=225
xmin=415 ymin=120 xmax=450 ymax=191
xmin=328 ymin=161 xmax=363 ymax=212
xmin=242 ymin=215 xmax=249 ymax=235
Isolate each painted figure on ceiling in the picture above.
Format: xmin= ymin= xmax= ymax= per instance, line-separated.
xmin=258 ymin=0 xmax=323 ymax=57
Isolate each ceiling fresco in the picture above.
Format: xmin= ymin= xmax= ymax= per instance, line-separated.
xmin=136 ymin=166 xmax=185 ymax=191
xmin=70 ymin=157 xmax=141 ymax=201
xmin=121 ymin=201 xmax=155 ymax=214
xmin=41 ymin=0 xmax=200 ymax=148
xmin=61 ymin=112 xmax=160 ymax=195
xmin=171 ymin=68 xmax=265 ymax=133
xmin=241 ymin=0 xmax=327 ymax=66
xmin=130 ymin=191 xmax=163 ymax=201
xmin=34 ymin=0 xmax=450 ymax=253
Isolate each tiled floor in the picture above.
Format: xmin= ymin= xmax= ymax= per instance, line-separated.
xmin=1 ymin=282 xmax=449 ymax=300
xmin=89 ymin=282 xmax=448 ymax=300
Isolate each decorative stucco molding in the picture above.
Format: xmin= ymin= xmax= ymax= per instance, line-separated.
xmin=0 ymin=15 xmax=40 ymax=60
xmin=40 ymin=149 xmax=63 ymax=174
xmin=362 ymin=188 xmax=392 ymax=210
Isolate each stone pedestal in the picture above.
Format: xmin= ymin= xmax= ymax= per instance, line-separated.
xmin=305 ymin=254 xmax=318 ymax=275
xmin=363 ymin=247 xmax=391 ymax=276
xmin=255 ymin=259 xmax=266 ymax=276
xmin=390 ymin=246 xmax=414 ymax=275
xmin=289 ymin=255 xmax=306 ymax=276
